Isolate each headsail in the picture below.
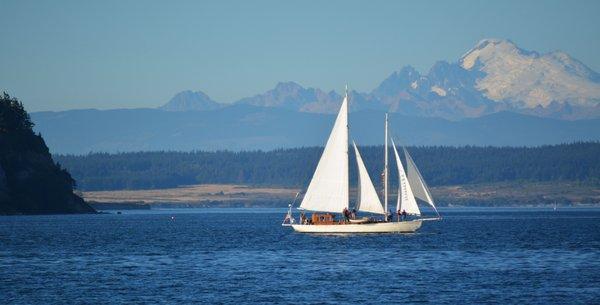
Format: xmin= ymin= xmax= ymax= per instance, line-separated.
xmin=391 ymin=139 xmax=420 ymax=215
xmin=299 ymin=96 xmax=349 ymax=213
xmin=352 ymin=141 xmax=385 ymax=215
xmin=403 ymin=147 xmax=438 ymax=214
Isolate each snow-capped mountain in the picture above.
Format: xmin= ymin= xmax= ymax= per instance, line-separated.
xmin=460 ymin=39 xmax=600 ymax=109
xmin=162 ymin=39 xmax=600 ymax=119
xmin=367 ymin=39 xmax=600 ymax=119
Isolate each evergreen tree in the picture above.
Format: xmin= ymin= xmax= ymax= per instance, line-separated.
xmin=0 ymin=93 xmax=95 ymax=214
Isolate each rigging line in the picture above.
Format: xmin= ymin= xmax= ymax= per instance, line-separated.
xmin=291 ymin=191 xmax=301 ymax=208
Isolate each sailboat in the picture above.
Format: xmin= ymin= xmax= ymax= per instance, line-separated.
xmin=282 ymin=87 xmax=440 ymax=233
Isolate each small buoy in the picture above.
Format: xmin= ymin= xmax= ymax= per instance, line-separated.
xmin=171 ymin=216 xmax=175 ymax=220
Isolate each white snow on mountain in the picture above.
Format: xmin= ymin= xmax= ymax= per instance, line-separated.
xmin=430 ymin=85 xmax=447 ymax=96
xmin=460 ymin=39 xmax=600 ymax=108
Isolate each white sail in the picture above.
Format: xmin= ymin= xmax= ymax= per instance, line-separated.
xmin=403 ymin=147 xmax=437 ymax=211
xmin=299 ymin=96 xmax=349 ymax=213
xmin=352 ymin=141 xmax=385 ymax=215
xmin=392 ymin=140 xmax=420 ymax=216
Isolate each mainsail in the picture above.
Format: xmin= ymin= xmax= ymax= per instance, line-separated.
xmin=352 ymin=141 xmax=385 ymax=215
xmin=392 ymin=140 xmax=420 ymax=215
xmin=299 ymin=96 xmax=349 ymax=213
xmin=403 ymin=147 xmax=438 ymax=213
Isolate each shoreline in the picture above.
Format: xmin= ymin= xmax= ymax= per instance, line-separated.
xmin=89 ymin=202 xmax=600 ymax=211
xmin=81 ymin=181 xmax=600 ymax=210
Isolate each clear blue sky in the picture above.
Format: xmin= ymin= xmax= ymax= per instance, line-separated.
xmin=1 ymin=0 xmax=599 ymax=111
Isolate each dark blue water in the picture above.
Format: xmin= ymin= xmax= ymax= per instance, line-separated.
xmin=1 ymin=208 xmax=599 ymax=304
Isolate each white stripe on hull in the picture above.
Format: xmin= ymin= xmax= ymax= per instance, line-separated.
xmin=290 ymin=220 xmax=422 ymax=233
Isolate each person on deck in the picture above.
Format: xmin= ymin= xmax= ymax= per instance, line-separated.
xmin=342 ymin=208 xmax=350 ymax=222
xmin=351 ymin=208 xmax=357 ymax=220
xmin=300 ymin=212 xmax=307 ymax=225
xmin=402 ymin=210 xmax=407 ymax=221
xmin=397 ymin=209 xmax=402 ymax=221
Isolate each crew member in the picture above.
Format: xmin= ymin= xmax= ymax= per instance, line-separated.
xmin=342 ymin=208 xmax=350 ymax=222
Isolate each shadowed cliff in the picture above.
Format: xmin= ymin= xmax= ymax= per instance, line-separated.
xmin=0 ymin=93 xmax=95 ymax=215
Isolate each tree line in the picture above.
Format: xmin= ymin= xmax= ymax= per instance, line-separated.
xmin=54 ymin=142 xmax=600 ymax=191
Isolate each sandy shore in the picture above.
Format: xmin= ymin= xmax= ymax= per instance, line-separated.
xmin=83 ymin=184 xmax=300 ymax=206
xmin=83 ymin=181 xmax=600 ymax=208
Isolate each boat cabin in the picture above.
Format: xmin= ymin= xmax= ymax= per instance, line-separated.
xmin=311 ymin=213 xmax=337 ymax=225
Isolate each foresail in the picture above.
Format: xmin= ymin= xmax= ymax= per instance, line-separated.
xmin=404 ymin=147 xmax=436 ymax=210
xmin=392 ymin=140 xmax=420 ymax=215
xmin=299 ymin=96 xmax=349 ymax=213
xmin=353 ymin=142 xmax=385 ymax=215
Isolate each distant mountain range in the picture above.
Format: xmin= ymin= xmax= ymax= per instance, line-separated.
xmin=161 ymin=39 xmax=600 ymax=120
xmin=29 ymin=38 xmax=600 ymax=154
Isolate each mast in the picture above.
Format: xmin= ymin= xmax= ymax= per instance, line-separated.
xmin=384 ymin=113 xmax=389 ymax=220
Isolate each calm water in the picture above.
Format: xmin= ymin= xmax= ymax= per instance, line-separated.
xmin=1 ymin=208 xmax=599 ymax=304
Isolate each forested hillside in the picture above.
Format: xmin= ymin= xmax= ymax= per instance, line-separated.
xmin=55 ymin=142 xmax=600 ymax=191
xmin=0 ymin=93 xmax=95 ymax=215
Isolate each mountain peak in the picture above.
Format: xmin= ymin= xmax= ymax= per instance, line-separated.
xmin=473 ymin=38 xmax=515 ymax=49
xmin=274 ymin=81 xmax=303 ymax=92
xmin=235 ymin=81 xmax=343 ymax=113
xmin=460 ymin=38 xmax=530 ymax=70
xmin=160 ymin=90 xmax=220 ymax=112
xmin=371 ymin=65 xmax=421 ymax=97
